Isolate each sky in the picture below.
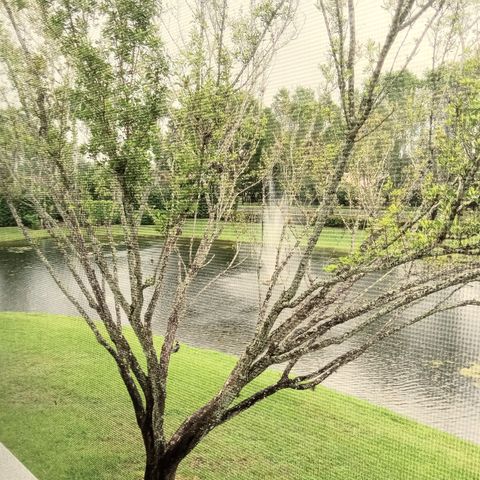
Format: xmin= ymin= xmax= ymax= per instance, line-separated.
xmin=261 ymin=0 xmax=436 ymax=103
xmin=163 ymin=0 xmax=441 ymax=105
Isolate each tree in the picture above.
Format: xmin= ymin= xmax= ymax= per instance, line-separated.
xmin=267 ymin=86 xmax=342 ymax=206
xmin=2 ymin=1 xmax=479 ymax=479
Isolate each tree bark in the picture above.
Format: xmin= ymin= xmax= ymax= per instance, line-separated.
xmin=141 ymin=396 xmax=216 ymax=480
xmin=144 ymin=463 xmax=178 ymax=480
xmin=144 ymin=450 xmax=181 ymax=480
xmin=142 ymin=428 xmax=188 ymax=480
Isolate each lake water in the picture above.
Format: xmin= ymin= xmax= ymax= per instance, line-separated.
xmin=1 ymin=237 xmax=479 ymax=444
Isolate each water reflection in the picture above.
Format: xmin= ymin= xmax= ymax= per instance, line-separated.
xmin=1 ymin=238 xmax=479 ymax=443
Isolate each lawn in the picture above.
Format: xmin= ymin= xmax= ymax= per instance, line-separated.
xmin=1 ymin=312 xmax=479 ymax=480
xmin=0 ymin=226 xmax=51 ymax=244
xmin=0 ymin=220 xmax=365 ymax=253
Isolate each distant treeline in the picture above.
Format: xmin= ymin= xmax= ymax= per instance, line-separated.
xmin=2 ymin=69 xmax=473 ymax=230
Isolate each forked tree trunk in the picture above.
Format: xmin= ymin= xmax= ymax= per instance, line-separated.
xmin=143 ymin=435 xmax=186 ymax=480
xmin=144 ymin=449 xmax=182 ymax=480
xmin=142 ymin=392 xmax=224 ymax=479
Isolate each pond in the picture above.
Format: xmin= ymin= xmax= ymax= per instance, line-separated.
xmin=1 ymin=237 xmax=479 ymax=444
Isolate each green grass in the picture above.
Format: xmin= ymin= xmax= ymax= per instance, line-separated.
xmin=1 ymin=312 xmax=479 ymax=480
xmin=0 ymin=226 xmax=51 ymax=244
xmin=0 ymin=221 xmax=365 ymax=252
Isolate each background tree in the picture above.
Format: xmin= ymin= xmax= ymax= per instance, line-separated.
xmin=267 ymin=86 xmax=342 ymax=206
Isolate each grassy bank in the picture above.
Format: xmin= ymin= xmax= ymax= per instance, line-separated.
xmin=0 ymin=220 xmax=365 ymax=252
xmin=0 ymin=226 xmax=51 ymax=244
xmin=1 ymin=312 xmax=479 ymax=480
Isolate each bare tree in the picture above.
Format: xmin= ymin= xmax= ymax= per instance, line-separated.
xmin=1 ymin=1 xmax=479 ymax=480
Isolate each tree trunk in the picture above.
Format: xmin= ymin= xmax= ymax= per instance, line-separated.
xmin=142 ymin=400 xmax=219 ymax=480
xmin=144 ymin=462 xmax=178 ymax=480
xmin=143 ymin=438 xmax=183 ymax=480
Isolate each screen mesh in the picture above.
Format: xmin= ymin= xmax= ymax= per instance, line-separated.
xmin=1 ymin=1 xmax=479 ymax=479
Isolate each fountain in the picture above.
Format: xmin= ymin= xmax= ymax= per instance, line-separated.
xmin=260 ymin=177 xmax=292 ymax=285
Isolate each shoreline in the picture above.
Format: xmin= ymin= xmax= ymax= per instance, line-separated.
xmin=0 ymin=222 xmax=366 ymax=253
